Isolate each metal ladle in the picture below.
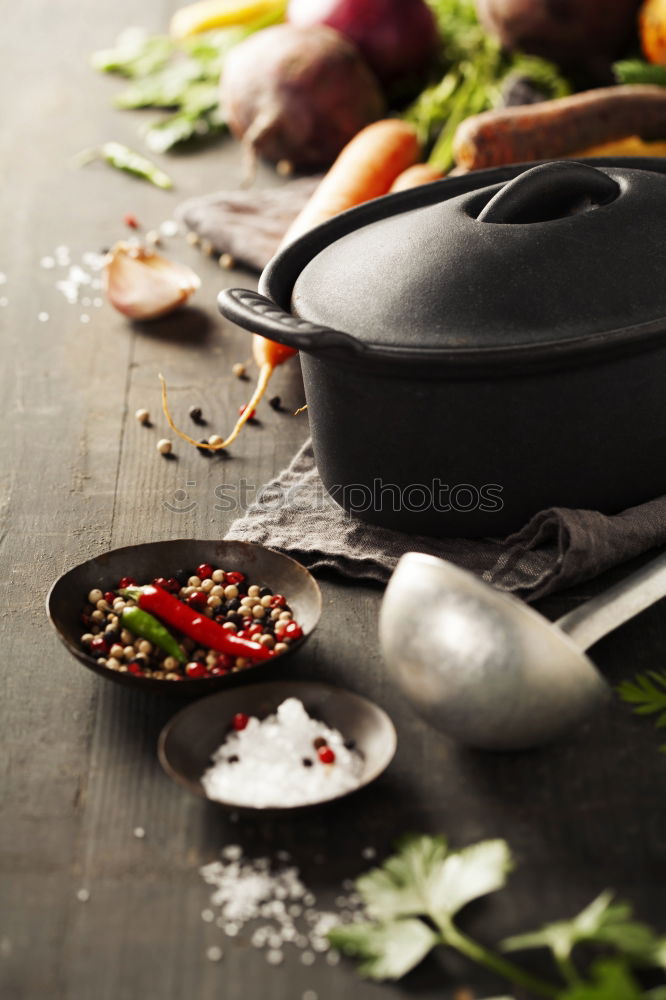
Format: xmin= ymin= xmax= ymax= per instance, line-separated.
xmin=379 ymin=551 xmax=666 ymax=750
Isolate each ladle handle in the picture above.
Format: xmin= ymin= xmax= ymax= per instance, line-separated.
xmin=556 ymin=549 xmax=666 ymax=651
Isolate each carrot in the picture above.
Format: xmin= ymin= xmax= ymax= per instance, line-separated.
xmin=160 ymin=120 xmax=421 ymax=451
xmin=640 ymin=0 xmax=666 ymax=65
xmin=568 ymin=135 xmax=666 ymax=157
xmin=453 ymin=85 xmax=666 ymax=171
xmin=389 ymin=162 xmax=444 ymax=193
xmin=282 ymin=119 xmax=421 ymax=244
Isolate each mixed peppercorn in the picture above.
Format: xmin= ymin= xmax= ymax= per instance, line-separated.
xmin=79 ymin=562 xmax=303 ymax=681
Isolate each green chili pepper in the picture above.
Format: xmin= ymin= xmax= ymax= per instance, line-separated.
xmin=121 ymin=605 xmax=186 ymax=662
xmin=78 ymin=141 xmax=173 ymax=189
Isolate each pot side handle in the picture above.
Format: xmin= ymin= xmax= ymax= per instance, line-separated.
xmin=218 ymin=288 xmax=365 ymax=357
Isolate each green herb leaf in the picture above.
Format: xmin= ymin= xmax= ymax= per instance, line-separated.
xmin=84 ymin=142 xmax=173 ymax=189
xmin=558 ymin=958 xmax=643 ymax=1000
xmin=91 ymin=27 xmax=173 ymax=77
xmin=328 ymin=918 xmax=439 ymax=980
xmin=617 ymin=671 xmax=666 ymax=750
xmin=614 ymin=60 xmax=666 ymax=87
xmin=356 ymin=835 xmax=512 ymax=924
xmin=503 ymin=891 xmax=661 ymax=967
xmin=407 ymin=0 xmax=569 ymax=171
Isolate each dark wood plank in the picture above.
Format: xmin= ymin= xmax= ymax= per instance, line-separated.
xmin=2 ymin=2 xmax=666 ymax=999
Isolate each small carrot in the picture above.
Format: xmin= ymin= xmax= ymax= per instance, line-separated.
xmin=282 ymin=119 xmax=421 ymax=245
xmin=640 ymin=0 xmax=666 ymax=65
xmin=453 ymin=85 xmax=666 ymax=171
xmin=160 ymin=120 xmax=422 ymax=451
xmin=389 ymin=162 xmax=444 ymax=193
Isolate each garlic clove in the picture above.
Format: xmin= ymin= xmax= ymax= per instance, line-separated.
xmin=104 ymin=242 xmax=201 ymax=320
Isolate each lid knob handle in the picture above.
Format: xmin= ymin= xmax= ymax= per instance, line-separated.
xmin=477 ymin=160 xmax=620 ymax=225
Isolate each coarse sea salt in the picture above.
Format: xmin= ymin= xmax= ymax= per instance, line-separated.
xmin=201 ymin=698 xmax=363 ymax=808
xmin=199 ymin=848 xmax=362 ymax=970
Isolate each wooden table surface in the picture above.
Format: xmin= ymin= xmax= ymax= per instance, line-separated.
xmin=2 ymin=3 xmax=666 ymax=998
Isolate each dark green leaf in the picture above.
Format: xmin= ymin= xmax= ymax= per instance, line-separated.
xmin=614 ymin=60 xmax=666 ymax=87
xmin=558 ymin=959 xmax=643 ymax=1000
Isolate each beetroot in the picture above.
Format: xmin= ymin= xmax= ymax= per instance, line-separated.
xmin=287 ymin=0 xmax=440 ymax=86
xmin=475 ymin=0 xmax=642 ymax=79
xmin=220 ymin=24 xmax=385 ymax=169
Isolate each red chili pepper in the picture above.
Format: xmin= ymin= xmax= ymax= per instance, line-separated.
xmin=119 ymin=585 xmax=273 ymax=661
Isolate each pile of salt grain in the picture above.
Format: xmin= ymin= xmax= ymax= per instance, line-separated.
xmin=201 ymin=698 xmax=364 ymax=808
xmin=200 ymin=844 xmax=369 ymax=967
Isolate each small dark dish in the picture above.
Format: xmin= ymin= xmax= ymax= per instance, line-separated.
xmin=158 ymin=679 xmax=397 ymax=811
xmin=220 ymin=157 xmax=666 ymax=538
xmin=46 ymin=539 xmax=321 ymax=695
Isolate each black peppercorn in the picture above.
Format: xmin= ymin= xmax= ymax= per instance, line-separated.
xmin=189 ymin=405 xmax=205 ymax=424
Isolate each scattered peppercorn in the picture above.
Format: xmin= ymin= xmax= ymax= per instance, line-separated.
xmin=313 ymin=737 xmax=327 ymax=750
xmin=238 ymin=404 xmax=256 ymax=420
xmin=269 ymin=396 xmax=282 ymax=411
xmin=157 ymin=438 xmax=172 ymax=455
xmin=197 ymin=439 xmax=212 ymax=456
xmin=232 ymin=713 xmax=250 ymax=731
xmin=318 ymin=746 xmax=335 ymax=765
xmin=135 ymin=408 xmax=150 ymax=425
xmin=302 ymin=758 xmax=313 ymax=767
xmin=189 ymin=406 xmax=205 ymax=424
xmin=232 ymin=363 xmax=247 ymax=379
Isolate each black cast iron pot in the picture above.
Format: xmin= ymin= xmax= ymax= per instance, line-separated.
xmin=219 ymin=158 xmax=666 ymax=538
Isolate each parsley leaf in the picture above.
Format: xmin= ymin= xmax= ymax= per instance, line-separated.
xmin=328 ymin=918 xmax=439 ymax=980
xmin=357 ymin=834 xmax=512 ymax=924
xmin=558 ymin=959 xmax=643 ymax=1000
xmin=617 ymin=671 xmax=666 ymax=750
xmin=503 ymin=891 xmax=661 ymax=967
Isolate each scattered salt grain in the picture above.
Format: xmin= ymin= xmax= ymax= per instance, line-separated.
xmin=76 ymin=888 xmax=90 ymax=902
xmin=93 ymin=297 xmax=103 ymax=308
xmin=361 ymin=846 xmax=377 ymax=860
xmin=222 ymin=844 xmax=242 ymax=861
xmin=199 ymin=846 xmax=367 ymax=974
xmin=40 ymin=257 xmax=55 ymax=269
xmin=80 ymin=314 xmax=90 ymax=324
xmin=206 ymin=946 xmax=224 ymax=962
xmin=38 ymin=312 xmax=49 ymax=322
xmin=133 ymin=826 xmax=146 ymax=839
xmin=201 ymin=699 xmax=364 ymax=808
xmin=160 ymin=220 xmax=179 ymax=238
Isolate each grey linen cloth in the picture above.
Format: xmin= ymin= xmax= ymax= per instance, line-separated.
xmin=226 ymin=439 xmax=666 ymax=601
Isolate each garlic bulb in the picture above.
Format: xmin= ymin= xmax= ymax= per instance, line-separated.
xmin=104 ymin=242 xmax=200 ymax=320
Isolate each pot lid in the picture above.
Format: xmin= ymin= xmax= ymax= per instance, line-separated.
xmin=288 ymin=160 xmax=666 ymax=355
